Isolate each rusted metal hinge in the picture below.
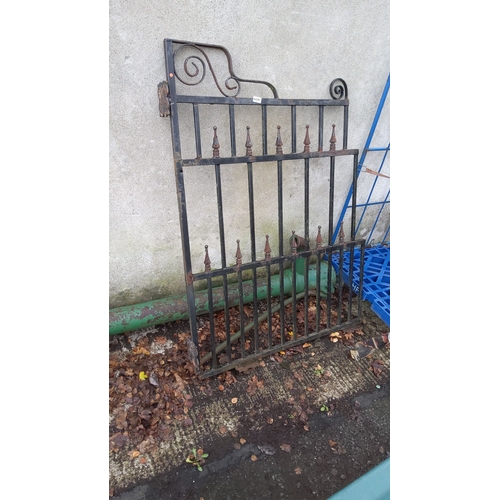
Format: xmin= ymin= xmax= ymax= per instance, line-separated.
xmin=157 ymin=81 xmax=170 ymax=117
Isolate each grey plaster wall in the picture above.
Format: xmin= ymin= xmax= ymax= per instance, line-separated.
xmin=109 ymin=0 xmax=390 ymax=308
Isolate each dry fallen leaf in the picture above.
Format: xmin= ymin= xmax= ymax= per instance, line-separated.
xmin=328 ymin=440 xmax=338 ymax=447
xmin=267 ymin=417 xmax=274 ymax=424
xmin=295 ymin=467 xmax=302 ymax=475
xmin=231 ymin=397 xmax=238 ymax=404
xmin=250 ymin=455 xmax=258 ymax=461
xmin=219 ymin=426 xmax=227 ymax=435
xmin=280 ymin=443 xmax=291 ymax=452
xmin=139 ymin=457 xmax=147 ymax=464
xmin=218 ymin=384 xmax=225 ymax=391
xmin=302 ymin=342 xmax=312 ymax=348
xmin=240 ymin=438 xmax=246 ymax=445
xmin=128 ymin=450 xmax=140 ymax=459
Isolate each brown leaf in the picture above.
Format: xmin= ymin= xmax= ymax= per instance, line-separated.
xmin=128 ymin=450 xmax=140 ymax=459
xmin=139 ymin=457 xmax=147 ymax=464
xmin=371 ymin=359 xmax=385 ymax=377
xmin=231 ymin=397 xmax=238 ymax=404
xmin=250 ymin=455 xmax=258 ymax=461
xmin=239 ymin=438 xmax=246 ymax=445
xmin=280 ymin=443 xmax=291 ymax=452
xmin=218 ymin=384 xmax=225 ymax=391
xmin=294 ymin=467 xmax=302 ymax=475
xmin=219 ymin=425 xmax=227 ymax=435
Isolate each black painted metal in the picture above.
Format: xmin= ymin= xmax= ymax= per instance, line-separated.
xmin=161 ymin=39 xmax=365 ymax=378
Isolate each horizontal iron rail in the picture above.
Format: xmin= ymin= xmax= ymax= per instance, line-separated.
xmin=181 ymin=149 xmax=359 ymax=166
xmin=174 ymin=95 xmax=348 ymax=107
xmin=199 ymin=318 xmax=361 ymax=379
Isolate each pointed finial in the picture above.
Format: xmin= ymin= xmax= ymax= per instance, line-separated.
xmin=276 ymin=125 xmax=283 ymax=155
xmin=291 ymin=230 xmax=298 ymax=256
xmin=212 ymin=126 xmax=220 ymax=158
xmin=235 ymin=239 xmax=242 ymax=267
xmin=316 ymin=226 xmax=322 ymax=249
xmin=339 ymin=222 xmax=345 ymax=244
xmin=245 ymin=126 xmax=253 ymax=156
xmin=264 ymin=234 xmax=271 ymax=262
xmin=303 ymin=125 xmax=311 ymax=153
xmin=204 ymin=245 xmax=211 ymax=271
xmin=329 ymin=124 xmax=337 ymax=152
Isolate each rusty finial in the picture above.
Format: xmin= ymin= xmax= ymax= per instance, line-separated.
xmin=212 ymin=126 xmax=220 ymax=158
xmin=235 ymin=239 xmax=242 ymax=267
xmin=245 ymin=126 xmax=253 ymax=156
xmin=329 ymin=124 xmax=337 ymax=152
xmin=316 ymin=226 xmax=322 ymax=249
xmin=264 ymin=234 xmax=271 ymax=262
xmin=303 ymin=125 xmax=311 ymax=153
xmin=291 ymin=230 xmax=298 ymax=256
xmin=339 ymin=222 xmax=345 ymax=244
xmin=204 ymin=245 xmax=211 ymax=272
xmin=276 ymin=125 xmax=283 ymax=155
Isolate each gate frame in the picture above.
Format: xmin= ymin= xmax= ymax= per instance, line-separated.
xmin=159 ymin=39 xmax=365 ymax=378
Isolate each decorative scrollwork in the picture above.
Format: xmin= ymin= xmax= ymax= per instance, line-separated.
xmin=172 ymin=41 xmax=278 ymax=98
xmin=329 ymin=78 xmax=348 ymax=100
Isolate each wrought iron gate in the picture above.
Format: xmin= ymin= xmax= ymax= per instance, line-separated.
xmin=159 ymin=39 xmax=365 ymax=378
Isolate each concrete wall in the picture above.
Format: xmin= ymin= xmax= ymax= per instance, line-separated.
xmin=109 ymin=0 xmax=390 ymax=308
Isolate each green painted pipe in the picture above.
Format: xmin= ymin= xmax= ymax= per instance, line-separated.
xmin=109 ymin=261 xmax=335 ymax=335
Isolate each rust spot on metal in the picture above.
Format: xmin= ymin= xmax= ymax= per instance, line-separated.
xmin=186 ymin=272 xmax=194 ymax=285
xmin=212 ymin=126 xmax=220 ymax=158
xmin=157 ymin=81 xmax=170 ymax=117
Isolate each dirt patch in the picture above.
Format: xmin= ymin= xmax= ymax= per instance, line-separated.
xmin=109 ymin=300 xmax=390 ymax=498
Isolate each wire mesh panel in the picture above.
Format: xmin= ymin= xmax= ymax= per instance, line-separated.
xmin=159 ymin=39 xmax=365 ymax=378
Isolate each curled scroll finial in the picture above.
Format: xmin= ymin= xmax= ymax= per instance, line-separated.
xmin=329 ymin=78 xmax=348 ymax=100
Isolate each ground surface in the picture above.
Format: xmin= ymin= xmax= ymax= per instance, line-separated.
xmin=109 ymin=300 xmax=390 ymax=499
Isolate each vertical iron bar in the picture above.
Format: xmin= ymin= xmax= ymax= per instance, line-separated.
xmin=164 ymin=39 xmax=199 ymax=368
xmin=337 ymin=245 xmax=344 ymax=323
xmin=238 ymin=267 xmax=246 ymax=358
xmin=304 ymin=254 xmax=309 ymax=337
xmin=316 ymin=254 xmax=321 ymax=331
xmin=261 ymin=105 xmax=267 ymax=155
xmin=343 ymin=104 xmax=349 ymax=150
xmin=291 ymin=232 xmax=297 ymax=341
xmin=329 ymin=157 xmax=336 ymax=243
xmin=229 ymin=104 xmax=236 ymax=156
xmin=326 ymin=247 xmax=332 ymax=329
xmin=358 ymin=241 xmax=365 ymax=321
xmin=318 ymin=105 xmax=324 ymax=152
xmin=214 ymin=164 xmax=231 ymax=359
xmin=207 ymin=276 xmax=217 ymax=369
xmin=247 ymin=162 xmax=256 ymax=261
xmin=291 ymin=105 xmax=297 ymax=153
xmin=351 ymin=153 xmax=358 ymax=240
xmin=193 ymin=103 xmax=202 ymax=159
xmin=265 ymin=235 xmax=273 ymax=348
xmin=347 ymin=243 xmax=354 ymax=321
xmin=277 ymin=147 xmax=285 ymax=343
xmin=304 ymin=159 xmax=310 ymax=247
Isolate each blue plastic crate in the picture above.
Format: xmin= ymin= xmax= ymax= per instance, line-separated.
xmin=330 ymin=245 xmax=390 ymax=326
